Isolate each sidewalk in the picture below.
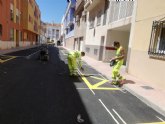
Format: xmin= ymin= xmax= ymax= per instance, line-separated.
xmin=0 ymin=45 xmax=40 ymax=55
xmin=61 ymin=46 xmax=165 ymax=117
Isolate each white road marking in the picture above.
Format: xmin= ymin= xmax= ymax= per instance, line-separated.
xmin=112 ymin=109 xmax=127 ymax=124
xmin=90 ymin=89 xmax=95 ymax=95
xmin=156 ymin=116 xmax=165 ymax=122
xmin=26 ymin=50 xmax=41 ymax=58
xmin=99 ymin=74 xmax=106 ymax=79
xmin=98 ymin=99 xmax=119 ymax=124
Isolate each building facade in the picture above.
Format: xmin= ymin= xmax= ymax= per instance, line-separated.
xmin=45 ymin=23 xmax=61 ymax=44
xmin=21 ymin=0 xmax=41 ymax=46
xmin=84 ymin=0 xmax=134 ymax=62
xmin=62 ymin=0 xmax=76 ymax=50
xmin=0 ymin=0 xmax=22 ymax=49
xmin=0 ymin=0 xmax=41 ymax=49
xmin=74 ymin=0 xmax=87 ymax=51
xmin=127 ymin=0 xmax=165 ymax=89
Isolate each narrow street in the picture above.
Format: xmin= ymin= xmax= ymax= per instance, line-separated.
xmin=0 ymin=46 xmax=165 ymax=124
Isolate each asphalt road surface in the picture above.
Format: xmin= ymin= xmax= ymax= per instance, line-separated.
xmin=0 ymin=46 xmax=165 ymax=124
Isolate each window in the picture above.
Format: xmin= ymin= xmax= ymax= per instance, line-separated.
xmin=86 ymin=47 xmax=90 ymax=53
xmin=94 ymin=49 xmax=98 ymax=55
xmin=89 ymin=17 xmax=95 ymax=29
xmin=56 ymin=30 xmax=59 ymax=39
xmin=0 ymin=24 xmax=2 ymax=37
xmin=10 ymin=4 xmax=14 ymax=21
xmin=10 ymin=10 xmax=14 ymax=21
xmin=148 ymin=21 xmax=165 ymax=56
xmin=16 ymin=15 xmax=19 ymax=23
xmin=10 ymin=28 xmax=14 ymax=41
xmin=97 ymin=11 xmax=102 ymax=26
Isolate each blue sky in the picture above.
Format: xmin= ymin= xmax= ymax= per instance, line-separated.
xmin=36 ymin=0 xmax=67 ymax=23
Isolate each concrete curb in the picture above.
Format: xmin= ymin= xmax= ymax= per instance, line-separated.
xmin=0 ymin=45 xmax=40 ymax=55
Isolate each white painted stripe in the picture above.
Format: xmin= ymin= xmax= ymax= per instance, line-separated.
xmin=76 ymin=88 xmax=90 ymax=89
xmin=112 ymin=109 xmax=127 ymax=124
xmin=60 ymin=50 xmax=65 ymax=55
xmin=98 ymin=99 xmax=119 ymax=124
xmin=76 ymin=88 xmax=95 ymax=95
xmin=156 ymin=116 xmax=165 ymax=122
xmin=90 ymin=89 xmax=95 ymax=95
xmin=27 ymin=50 xmax=41 ymax=57
xmin=99 ymin=74 xmax=106 ymax=79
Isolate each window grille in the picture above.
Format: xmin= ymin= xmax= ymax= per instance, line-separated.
xmin=148 ymin=20 xmax=165 ymax=56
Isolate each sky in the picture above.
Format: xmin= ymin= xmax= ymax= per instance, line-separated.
xmin=35 ymin=0 xmax=67 ymax=24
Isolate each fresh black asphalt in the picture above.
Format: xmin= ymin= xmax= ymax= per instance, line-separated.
xmin=0 ymin=46 xmax=165 ymax=124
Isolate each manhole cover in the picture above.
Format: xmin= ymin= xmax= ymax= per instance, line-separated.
xmin=141 ymin=86 xmax=154 ymax=90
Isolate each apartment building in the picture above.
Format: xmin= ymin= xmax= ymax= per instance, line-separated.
xmin=127 ymin=0 xmax=165 ymax=89
xmin=0 ymin=0 xmax=22 ymax=49
xmin=84 ymin=0 xmax=165 ymax=89
xmin=21 ymin=0 xmax=41 ymax=46
xmin=62 ymin=0 xmax=76 ymax=50
xmin=45 ymin=23 xmax=61 ymax=44
xmin=74 ymin=0 xmax=87 ymax=51
xmin=0 ymin=0 xmax=41 ymax=49
xmin=84 ymin=0 xmax=134 ymax=62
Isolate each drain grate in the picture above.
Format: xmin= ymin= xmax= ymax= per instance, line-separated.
xmin=141 ymin=86 xmax=154 ymax=90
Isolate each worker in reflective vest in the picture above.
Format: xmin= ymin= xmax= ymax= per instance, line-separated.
xmin=110 ymin=41 xmax=126 ymax=86
xmin=67 ymin=51 xmax=85 ymax=76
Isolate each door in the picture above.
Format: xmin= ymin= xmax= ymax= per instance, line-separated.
xmin=99 ymin=36 xmax=105 ymax=61
xmin=16 ymin=30 xmax=19 ymax=47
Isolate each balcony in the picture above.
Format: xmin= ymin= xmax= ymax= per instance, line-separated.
xmin=75 ymin=0 xmax=84 ymax=15
xmin=84 ymin=0 xmax=101 ymax=11
xmin=108 ymin=1 xmax=134 ymax=24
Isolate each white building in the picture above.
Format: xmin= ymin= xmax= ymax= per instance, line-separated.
xmin=45 ymin=23 xmax=61 ymax=44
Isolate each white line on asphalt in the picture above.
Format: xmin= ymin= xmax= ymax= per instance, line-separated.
xmin=26 ymin=50 xmax=41 ymax=58
xmin=77 ymin=69 xmax=95 ymax=95
xmin=60 ymin=50 xmax=65 ymax=54
xmin=90 ymin=89 xmax=95 ymax=95
xmin=156 ymin=116 xmax=165 ymax=122
xmin=98 ymin=99 xmax=119 ymax=124
xmin=112 ymin=109 xmax=127 ymax=124
xmin=76 ymin=88 xmax=95 ymax=95
xmin=99 ymin=74 xmax=106 ymax=79
xmin=76 ymin=88 xmax=90 ymax=89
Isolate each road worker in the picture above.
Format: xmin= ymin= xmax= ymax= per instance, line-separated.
xmin=67 ymin=51 xmax=85 ymax=76
xmin=110 ymin=41 xmax=126 ymax=86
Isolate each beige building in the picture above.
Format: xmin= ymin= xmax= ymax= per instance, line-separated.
xmin=127 ymin=0 xmax=165 ymax=89
xmin=74 ymin=0 xmax=87 ymax=51
xmin=84 ymin=0 xmax=165 ymax=89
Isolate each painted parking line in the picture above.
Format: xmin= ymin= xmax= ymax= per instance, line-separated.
xmin=0 ymin=56 xmax=16 ymax=63
xmin=138 ymin=122 xmax=165 ymax=124
xmin=77 ymin=69 xmax=120 ymax=91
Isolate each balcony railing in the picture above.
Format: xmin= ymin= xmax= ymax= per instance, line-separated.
xmin=76 ymin=0 xmax=84 ymax=10
xmin=109 ymin=1 xmax=134 ymax=23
